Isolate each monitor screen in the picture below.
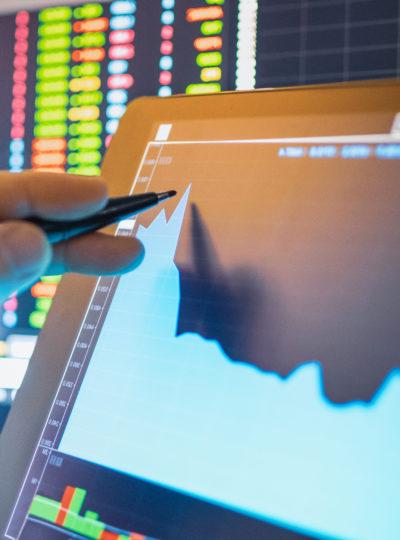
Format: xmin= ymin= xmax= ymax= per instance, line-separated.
xmin=5 ymin=92 xmax=400 ymax=540
xmin=0 ymin=0 xmax=399 ymax=408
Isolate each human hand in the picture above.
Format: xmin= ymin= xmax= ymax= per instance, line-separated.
xmin=0 ymin=171 xmax=144 ymax=303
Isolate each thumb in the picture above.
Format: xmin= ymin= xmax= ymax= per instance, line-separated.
xmin=0 ymin=221 xmax=52 ymax=303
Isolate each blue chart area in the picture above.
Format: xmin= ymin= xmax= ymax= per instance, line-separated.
xmin=60 ymin=187 xmax=400 ymax=540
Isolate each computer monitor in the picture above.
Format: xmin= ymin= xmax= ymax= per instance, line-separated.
xmin=0 ymin=0 xmax=399 ymax=409
xmin=1 ymin=81 xmax=399 ymax=540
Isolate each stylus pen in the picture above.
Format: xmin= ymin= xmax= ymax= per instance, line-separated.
xmin=27 ymin=191 xmax=177 ymax=244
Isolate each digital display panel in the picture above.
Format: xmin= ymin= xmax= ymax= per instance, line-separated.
xmin=249 ymin=0 xmax=400 ymax=88
xmin=5 ymin=103 xmax=400 ymax=539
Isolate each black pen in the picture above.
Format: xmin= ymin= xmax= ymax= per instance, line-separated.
xmin=27 ymin=191 xmax=177 ymax=244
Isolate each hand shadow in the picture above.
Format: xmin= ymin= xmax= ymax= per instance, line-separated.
xmin=176 ymin=202 xmax=400 ymax=404
xmin=176 ymin=204 xmax=279 ymax=369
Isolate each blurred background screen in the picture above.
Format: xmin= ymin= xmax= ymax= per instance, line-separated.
xmin=0 ymin=0 xmax=399 ymax=424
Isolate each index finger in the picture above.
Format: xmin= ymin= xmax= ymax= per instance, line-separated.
xmin=0 ymin=171 xmax=108 ymax=220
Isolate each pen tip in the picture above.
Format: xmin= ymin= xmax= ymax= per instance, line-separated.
xmin=158 ymin=190 xmax=177 ymax=201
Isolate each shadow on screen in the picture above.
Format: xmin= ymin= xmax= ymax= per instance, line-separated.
xmin=176 ymin=204 xmax=280 ymax=368
xmin=176 ymin=201 xmax=400 ymax=405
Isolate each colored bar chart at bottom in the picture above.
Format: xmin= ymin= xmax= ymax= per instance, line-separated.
xmin=29 ymin=485 xmax=153 ymax=540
